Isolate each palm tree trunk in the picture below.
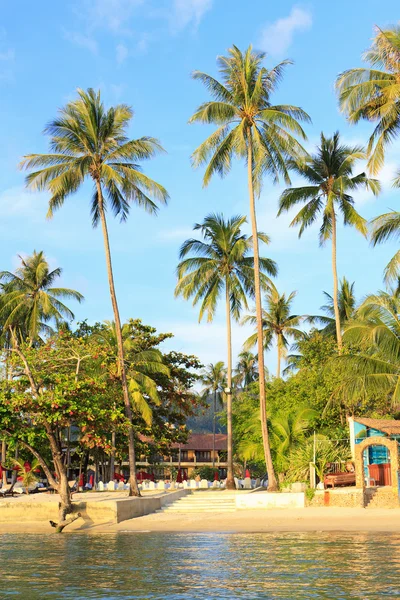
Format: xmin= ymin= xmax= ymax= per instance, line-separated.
xmin=1 ymin=440 xmax=7 ymax=486
xmin=247 ymin=136 xmax=278 ymax=491
xmin=276 ymin=340 xmax=281 ymax=379
xmin=96 ymin=180 xmax=139 ymax=497
xmin=331 ymin=210 xmax=343 ymax=352
xmin=225 ymin=278 xmax=235 ymax=490
xmin=212 ymin=390 xmax=216 ymax=469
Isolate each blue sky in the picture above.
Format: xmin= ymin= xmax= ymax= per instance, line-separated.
xmin=0 ymin=0 xmax=399 ymax=374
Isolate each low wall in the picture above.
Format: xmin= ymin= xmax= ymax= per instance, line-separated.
xmin=115 ymin=488 xmax=189 ymax=523
xmin=235 ymin=492 xmax=305 ymax=510
xmin=0 ymin=489 xmax=190 ymax=526
xmin=309 ymin=488 xmax=364 ymax=508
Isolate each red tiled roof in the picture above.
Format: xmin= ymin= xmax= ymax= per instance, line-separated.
xmin=355 ymin=417 xmax=400 ymax=435
xmin=172 ymin=433 xmax=227 ymax=451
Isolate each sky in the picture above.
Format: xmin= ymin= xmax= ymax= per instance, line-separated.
xmin=0 ymin=0 xmax=399 ymax=375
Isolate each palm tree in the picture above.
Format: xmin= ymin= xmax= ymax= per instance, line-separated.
xmin=96 ymin=320 xmax=170 ymax=425
xmin=0 ymin=251 xmax=83 ymax=342
xmin=336 ymin=25 xmax=400 ymax=177
xmin=278 ymin=132 xmax=380 ymax=352
xmin=95 ymin=320 xmax=170 ymax=480
xmin=243 ymin=284 xmax=305 ymax=378
xmin=339 ymin=291 xmax=400 ymax=405
xmin=200 ymin=361 xmax=226 ymax=468
xmin=189 ymin=45 xmax=310 ymax=490
xmin=370 ymin=212 xmax=400 ymax=284
xmin=20 ymin=88 xmax=168 ymax=496
xmin=234 ymin=351 xmax=258 ymax=388
xmin=175 ymin=213 xmax=277 ymax=489
xmin=309 ymin=277 xmax=357 ymax=336
xmin=270 ymin=406 xmax=317 ymax=476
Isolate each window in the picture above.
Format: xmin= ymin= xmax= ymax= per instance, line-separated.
xmin=195 ymin=451 xmax=211 ymax=462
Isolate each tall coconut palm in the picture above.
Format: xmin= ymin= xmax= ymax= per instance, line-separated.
xmin=234 ymin=351 xmax=259 ymax=388
xmin=20 ymin=89 xmax=168 ymax=496
xmin=189 ymin=45 xmax=309 ymax=490
xmin=336 ymin=25 xmax=400 ymax=177
xmin=200 ymin=361 xmax=226 ymax=468
xmin=370 ymin=211 xmax=400 ymax=284
xmin=175 ymin=213 xmax=277 ymax=488
xmin=278 ymin=132 xmax=380 ymax=352
xmin=243 ymin=284 xmax=305 ymax=378
xmin=0 ymin=251 xmax=83 ymax=342
xmin=308 ymin=277 xmax=357 ymax=336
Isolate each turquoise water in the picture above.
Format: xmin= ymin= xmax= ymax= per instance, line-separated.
xmin=0 ymin=532 xmax=399 ymax=599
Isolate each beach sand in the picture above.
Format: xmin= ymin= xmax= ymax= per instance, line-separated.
xmin=1 ymin=506 xmax=400 ymax=534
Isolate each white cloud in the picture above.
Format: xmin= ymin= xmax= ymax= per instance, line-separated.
xmin=78 ymin=0 xmax=144 ymax=34
xmin=171 ymin=0 xmax=212 ymax=32
xmin=116 ymin=43 xmax=128 ymax=64
xmin=64 ymin=31 xmax=98 ymax=54
xmin=259 ymin=6 xmax=312 ymax=57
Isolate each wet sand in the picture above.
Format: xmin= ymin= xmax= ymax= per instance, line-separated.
xmin=1 ymin=507 xmax=400 ymax=534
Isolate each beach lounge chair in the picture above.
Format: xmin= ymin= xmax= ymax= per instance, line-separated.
xmin=0 ymin=482 xmax=17 ymax=497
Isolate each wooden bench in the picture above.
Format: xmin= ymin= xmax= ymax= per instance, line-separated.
xmin=324 ymin=472 xmax=356 ymax=489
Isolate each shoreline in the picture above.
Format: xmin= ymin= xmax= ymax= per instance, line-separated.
xmin=2 ymin=507 xmax=400 ymax=534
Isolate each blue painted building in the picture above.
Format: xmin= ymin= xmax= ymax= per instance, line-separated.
xmin=349 ymin=417 xmax=400 ymax=485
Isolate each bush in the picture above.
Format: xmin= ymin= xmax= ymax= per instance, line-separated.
xmin=191 ymin=466 xmax=218 ymax=480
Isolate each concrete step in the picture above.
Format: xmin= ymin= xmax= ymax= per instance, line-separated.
xmin=364 ymin=487 xmax=399 ymax=509
xmin=161 ymin=492 xmax=237 ymax=513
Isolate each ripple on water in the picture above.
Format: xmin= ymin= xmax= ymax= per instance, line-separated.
xmin=0 ymin=532 xmax=399 ymax=599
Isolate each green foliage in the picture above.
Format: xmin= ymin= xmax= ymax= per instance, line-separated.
xmin=0 ymin=251 xmax=83 ymax=342
xmin=175 ymin=213 xmax=276 ymax=322
xmin=20 ymin=88 xmax=168 ymax=226
xmin=278 ymin=132 xmax=379 ymax=245
xmin=13 ymin=458 xmax=40 ymax=493
xmin=189 ymin=45 xmax=310 ymax=191
xmin=192 ymin=465 xmax=217 ymax=481
xmin=339 ymin=291 xmax=400 ymax=406
xmin=243 ymin=283 xmax=306 ymax=377
xmin=337 ymin=25 xmax=400 ymax=176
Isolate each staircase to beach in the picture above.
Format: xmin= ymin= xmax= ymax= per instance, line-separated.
xmin=364 ymin=486 xmax=399 ymax=509
xmin=161 ymin=491 xmax=238 ymax=513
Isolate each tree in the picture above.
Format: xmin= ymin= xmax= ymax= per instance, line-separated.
xmin=0 ymin=332 xmax=125 ymax=531
xmin=175 ymin=213 xmax=276 ymax=488
xmin=0 ymin=251 xmax=83 ymax=342
xmin=234 ymin=351 xmax=259 ymax=388
xmin=339 ymin=291 xmax=400 ymax=405
xmin=370 ymin=212 xmax=400 ymax=284
xmin=200 ymin=361 xmax=226 ymax=468
xmin=336 ymin=25 xmax=400 ymax=177
xmin=189 ymin=45 xmax=309 ymax=490
xmin=243 ymin=284 xmax=305 ymax=378
xmin=20 ymin=89 xmax=168 ymax=496
xmin=278 ymin=132 xmax=380 ymax=352
xmin=309 ymin=277 xmax=357 ymax=337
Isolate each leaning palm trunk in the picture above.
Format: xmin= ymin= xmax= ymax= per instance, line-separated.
xmin=247 ymin=136 xmax=278 ymax=491
xmin=225 ymin=279 xmax=235 ymax=489
xmin=1 ymin=440 xmax=6 ymax=486
xmin=96 ymin=182 xmax=139 ymax=497
xmin=331 ymin=210 xmax=343 ymax=352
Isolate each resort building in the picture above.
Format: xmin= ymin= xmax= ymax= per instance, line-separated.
xmin=348 ymin=416 xmax=400 ymax=488
xmin=136 ymin=433 xmax=228 ymax=480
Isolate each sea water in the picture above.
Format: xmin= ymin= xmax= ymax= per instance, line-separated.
xmin=0 ymin=532 xmax=399 ymax=599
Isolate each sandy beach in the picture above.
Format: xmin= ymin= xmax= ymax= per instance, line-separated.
xmin=1 ymin=506 xmax=400 ymax=534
